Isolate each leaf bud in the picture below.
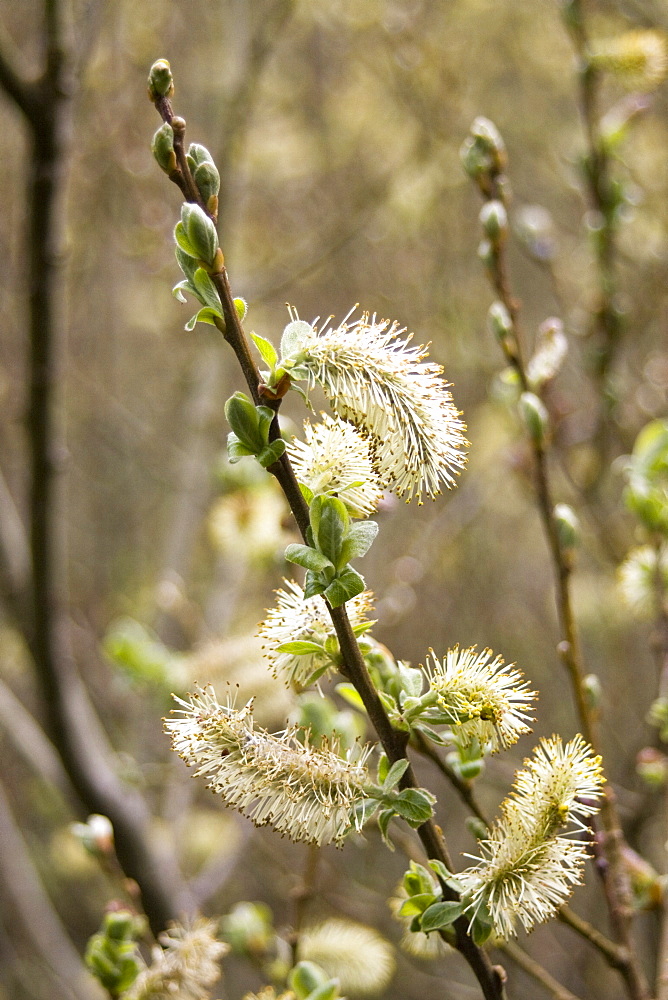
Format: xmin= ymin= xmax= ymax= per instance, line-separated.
xmin=637 ymin=747 xmax=668 ymax=788
xmin=465 ymin=816 xmax=489 ymax=841
xmin=180 ymin=203 xmax=219 ymax=268
xmin=487 ymin=301 xmax=513 ymax=343
xmin=148 ymin=59 xmax=174 ymax=101
xmin=582 ymin=673 xmax=602 ymax=711
xmin=234 ymin=297 xmax=247 ymax=321
xmin=151 ymin=122 xmax=176 ymax=174
xmin=289 ymin=961 xmax=329 ymax=999
xmin=104 ymin=911 xmax=135 ymax=942
xmin=479 ymin=200 xmax=508 ymax=243
xmin=554 ymin=503 xmax=580 ymax=557
xmin=470 ymin=116 xmax=506 ymax=172
xmin=519 ymin=392 xmax=550 ymax=444
xmin=194 ymin=160 xmax=220 ymax=203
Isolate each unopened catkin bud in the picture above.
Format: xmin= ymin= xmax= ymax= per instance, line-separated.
xmin=519 ymin=392 xmax=550 ymax=444
xmin=471 ymin=116 xmax=507 ymax=171
xmin=554 ymin=503 xmax=580 ymax=556
xmin=151 ymin=122 xmax=176 ymax=174
xmin=582 ymin=673 xmax=602 ymax=711
xmin=479 ymin=200 xmax=508 ymax=243
xmin=148 ymin=59 xmax=174 ymax=101
xmin=487 ymin=301 xmax=513 ymax=343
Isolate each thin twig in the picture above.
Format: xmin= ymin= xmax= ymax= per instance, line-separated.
xmin=152 ymin=87 xmax=508 ymax=1000
xmin=498 ymin=940 xmax=584 ymax=1000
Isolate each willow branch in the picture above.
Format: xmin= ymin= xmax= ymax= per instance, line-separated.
xmin=498 ymin=941 xmax=583 ymax=1000
xmin=152 ymin=92 xmax=507 ymax=1000
xmin=471 ymin=145 xmax=648 ymax=1000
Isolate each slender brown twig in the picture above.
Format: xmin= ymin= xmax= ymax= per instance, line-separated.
xmin=151 ymin=82 xmax=508 ymax=1000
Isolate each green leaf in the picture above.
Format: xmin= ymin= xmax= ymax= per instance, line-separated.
xmin=285 ymin=543 xmax=334 ymax=574
xmin=399 ymin=663 xmax=424 ymax=698
xmin=251 ymin=332 xmax=279 ymax=368
xmin=316 ymin=497 xmax=348 ymax=565
xmin=351 ymin=619 xmax=376 ymax=636
xmin=383 ymin=758 xmax=410 ymax=791
xmin=185 ymin=306 xmax=222 ymax=331
xmin=193 ymin=267 xmax=222 ymax=310
xmin=397 ymin=893 xmax=436 ymax=917
xmin=428 ymin=860 xmax=454 ymax=883
xmin=299 ymin=482 xmax=314 ymax=505
xmin=471 ymin=915 xmax=493 ymax=946
xmin=175 ymin=245 xmax=199 ymax=282
xmin=324 ymin=566 xmax=365 ymax=607
xmin=420 ymin=901 xmax=464 ymax=933
xmin=377 ymin=753 xmax=390 ymax=785
xmin=413 ymin=724 xmax=449 ymax=746
xmin=276 ymin=641 xmax=326 ymax=656
xmin=393 ymin=788 xmax=435 ymax=826
xmin=306 ymin=981 xmax=340 ymax=1000
xmin=174 ymin=220 xmax=198 ymax=258
xmin=339 ymin=519 xmax=378 ymax=566
xmin=227 ymin=434 xmax=255 ymax=463
xmin=225 ymin=392 xmax=263 ymax=449
xmin=303 ymin=570 xmax=326 ymax=600
xmin=257 ymin=438 xmax=286 ymax=468
xmin=335 ymin=683 xmax=366 ymax=711
xmin=172 ymin=279 xmax=193 ymax=303
xmin=377 ymin=808 xmax=395 ymax=850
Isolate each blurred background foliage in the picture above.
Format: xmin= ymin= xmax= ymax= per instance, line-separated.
xmin=1 ymin=1 xmax=668 ymax=998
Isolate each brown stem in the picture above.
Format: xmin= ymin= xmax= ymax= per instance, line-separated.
xmin=498 ymin=941 xmax=583 ymax=1000
xmin=0 ymin=2 xmax=195 ymax=936
xmin=152 ymin=94 xmax=508 ymax=1000
xmin=475 ymin=172 xmax=649 ymax=1000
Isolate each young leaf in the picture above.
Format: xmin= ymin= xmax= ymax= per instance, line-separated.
xmin=383 ymin=758 xmax=410 ymax=791
xmin=393 ymin=788 xmax=435 ymax=826
xmin=377 ymin=808 xmax=395 ymax=850
xmin=397 ymin=894 xmax=436 ymax=917
xmin=174 ymin=220 xmax=198 ymax=258
xmin=315 ymin=498 xmax=348 ymax=565
xmin=277 ymin=641 xmax=327 ymax=657
xmin=251 ymin=332 xmax=279 ymax=368
xmin=420 ymin=901 xmax=464 ymax=933
xmin=284 ymin=543 xmax=334 ymax=574
xmin=185 ymin=307 xmax=222 ymax=331
xmin=335 ymin=683 xmax=366 ymax=712
xmin=258 ymin=439 xmax=286 ymax=468
xmin=377 ymin=752 xmax=390 ymax=785
xmin=227 ymin=434 xmax=255 ymax=463
xmin=193 ymin=267 xmax=222 ymax=311
xmin=324 ymin=566 xmax=365 ymax=607
xmin=303 ymin=570 xmax=326 ymax=600
xmin=339 ymin=520 xmax=379 ymax=566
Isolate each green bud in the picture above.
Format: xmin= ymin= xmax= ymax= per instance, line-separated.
xmin=186 ymin=143 xmax=214 ymax=169
xmin=471 ymin=116 xmax=506 ymax=162
xmin=290 ymin=961 xmax=328 ymax=999
xmin=554 ymin=503 xmax=580 ymax=555
xmin=477 ymin=238 xmax=495 ymax=271
xmin=465 ymin=817 xmax=489 ymax=841
xmin=148 ymin=59 xmax=174 ymax=100
xmin=151 ymin=122 xmax=176 ymax=174
xmin=637 ymin=747 xmax=668 ymax=788
xmin=519 ymin=392 xmax=550 ymax=444
xmin=104 ymin=911 xmax=135 ymax=942
xmin=194 ymin=160 xmax=220 ymax=202
xmin=582 ymin=673 xmax=602 ymax=711
xmin=180 ymin=203 xmax=219 ymax=269
xmin=479 ymin=200 xmax=508 ymax=242
xmin=487 ymin=301 xmax=513 ymax=342
xmin=234 ymin=297 xmax=247 ymax=321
